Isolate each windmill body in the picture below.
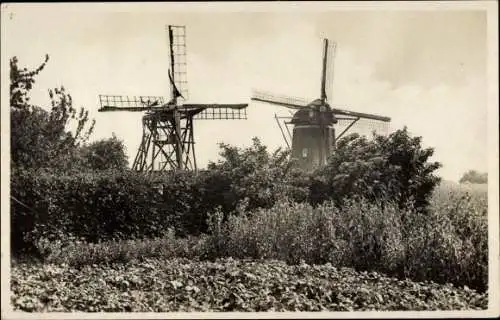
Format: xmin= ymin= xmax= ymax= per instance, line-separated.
xmin=289 ymin=102 xmax=336 ymax=170
xmin=98 ymin=25 xmax=248 ymax=173
xmin=252 ymin=39 xmax=391 ymax=172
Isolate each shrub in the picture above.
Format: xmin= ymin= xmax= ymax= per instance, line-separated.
xmin=11 ymin=169 xmax=178 ymax=254
xmin=37 ymin=229 xmax=207 ymax=267
xmin=402 ymin=183 xmax=488 ymax=291
xmin=78 ymin=134 xmax=129 ymax=171
xmin=204 ymin=191 xmax=487 ymax=292
xmin=310 ymin=128 xmax=441 ymax=213
xmin=11 ymin=164 xmax=283 ymax=255
xmin=459 ymin=170 xmax=487 ymax=184
xmin=15 ymin=183 xmax=487 ymax=292
xmin=207 ymin=137 xmax=309 ymax=212
xmin=206 ymin=198 xmax=405 ymax=271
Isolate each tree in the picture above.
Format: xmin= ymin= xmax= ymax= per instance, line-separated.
xmin=10 ymin=55 xmax=49 ymax=109
xmin=78 ymin=134 xmax=129 ymax=171
xmin=459 ymin=170 xmax=487 ymax=184
xmin=10 ymin=55 xmax=95 ymax=171
xmin=207 ymin=137 xmax=309 ymax=211
xmin=310 ymin=127 xmax=442 ymax=213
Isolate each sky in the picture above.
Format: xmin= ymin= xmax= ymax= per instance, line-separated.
xmin=1 ymin=2 xmax=496 ymax=181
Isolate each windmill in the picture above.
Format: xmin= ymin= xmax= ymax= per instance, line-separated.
xmin=98 ymin=25 xmax=248 ymax=172
xmin=252 ymin=38 xmax=391 ymax=172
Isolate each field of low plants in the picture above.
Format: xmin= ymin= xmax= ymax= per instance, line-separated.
xmin=11 ymin=258 xmax=487 ymax=312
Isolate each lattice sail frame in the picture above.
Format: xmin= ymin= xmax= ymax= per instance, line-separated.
xmin=98 ymin=95 xmax=247 ymax=120
xmin=168 ymin=25 xmax=188 ymax=101
xmin=252 ymin=90 xmax=309 ymax=109
xmin=323 ymin=41 xmax=336 ymax=104
xmin=335 ymin=117 xmax=390 ymax=141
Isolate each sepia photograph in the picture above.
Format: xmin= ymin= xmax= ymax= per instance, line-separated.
xmin=1 ymin=1 xmax=498 ymax=318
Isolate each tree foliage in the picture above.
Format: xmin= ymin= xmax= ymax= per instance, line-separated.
xmin=310 ymin=128 xmax=442 ymax=213
xmin=459 ymin=170 xmax=487 ymax=184
xmin=78 ymin=134 xmax=129 ymax=171
xmin=10 ymin=55 xmax=49 ymax=109
xmin=207 ymin=137 xmax=309 ymax=210
xmin=10 ymin=55 xmax=95 ymax=171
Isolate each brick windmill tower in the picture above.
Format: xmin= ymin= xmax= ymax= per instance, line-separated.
xmin=252 ymin=38 xmax=391 ymax=172
xmin=98 ymin=25 xmax=248 ymax=172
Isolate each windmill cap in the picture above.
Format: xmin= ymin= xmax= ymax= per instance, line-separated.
xmin=290 ymin=104 xmax=337 ymax=125
xmin=307 ymin=98 xmax=330 ymax=109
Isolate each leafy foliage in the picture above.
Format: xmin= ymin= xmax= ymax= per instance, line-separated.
xmin=9 ymin=50 xmax=487 ymax=313
xmin=10 ymin=167 xmax=254 ymax=251
xmin=11 ymin=258 xmax=487 ymax=312
xmin=459 ymin=170 xmax=488 ymax=184
xmin=10 ymin=136 xmax=308 ymax=252
xmin=10 ymin=55 xmax=48 ymax=108
xmin=402 ymin=182 xmax=488 ymax=291
xmin=208 ymin=137 xmax=309 ymax=210
xmin=78 ymin=134 xmax=129 ymax=171
xmin=205 ymin=188 xmax=487 ymax=292
xmin=10 ymin=55 xmax=95 ymax=171
xmin=33 ymin=230 xmax=207 ymax=267
xmin=310 ymin=128 xmax=442 ymax=213
xmin=10 ymin=169 xmax=178 ymax=251
xmin=14 ymin=181 xmax=487 ymax=293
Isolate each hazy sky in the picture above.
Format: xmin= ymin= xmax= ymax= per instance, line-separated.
xmin=2 ymin=3 xmax=494 ymax=181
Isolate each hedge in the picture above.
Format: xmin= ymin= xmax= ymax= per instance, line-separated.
xmin=10 ymin=167 xmax=307 ymax=256
xmin=11 ymin=169 xmax=207 ymax=253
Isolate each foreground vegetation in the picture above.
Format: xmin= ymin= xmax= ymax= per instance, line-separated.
xmin=11 ymin=258 xmax=487 ymax=312
xmin=13 ymin=181 xmax=488 ymax=295
xmin=9 ymin=54 xmax=489 ymax=312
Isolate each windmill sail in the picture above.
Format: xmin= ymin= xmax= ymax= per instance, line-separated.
xmin=182 ymin=104 xmax=248 ymax=120
xmin=336 ymin=117 xmax=390 ymax=141
xmin=99 ymin=95 xmax=168 ymax=112
xmin=324 ymin=41 xmax=336 ymax=103
xmin=167 ymin=25 xmax=188 ymax=101
xmin=320 ymin=39 xmax=329 ymax=102
xmin=332 ymin=107 xmax=390 ymax=122
xmin=98 ymin=95 xmax=247 ymax=119
xmin=168 ymin=69 xmax=184 ymax=100
xmin=251 ymin=90 xmax=308 ymax=109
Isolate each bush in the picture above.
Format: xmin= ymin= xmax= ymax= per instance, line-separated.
xmin=11 ymin=164 xmax=290 ymax=255
xmin=37 ymin=229 xmax=207 ymax=267
xmin=14 ymin=182 xmax=487 ymax=292
xmin=206 ymin=199 xmax=404 ymax=271
xmin=310 ymin=128 xmax=441 ymax=213
xmin=402 ymin=183 xmax=488 ymax=291
xmin=11 ymin=169 xmax=181 ymax=254
xmin=207 ymin=137 xmax=309 ymax=212
xmin=78 ymin=134 xmax=129 ymax=171
xmin=459 ymin=170 xmax=487 ymax=184
xmin=204 ymin=192 xmax=487 ymax=292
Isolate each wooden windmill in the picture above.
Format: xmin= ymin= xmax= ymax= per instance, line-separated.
xmin=98 ymin=25 xmax=248 ymax=172
xmin=252 ymin=39 xmax=391 ymax=172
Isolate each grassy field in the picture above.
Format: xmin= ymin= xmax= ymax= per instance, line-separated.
xmin=10 ymin=181 xmax=489 ymax=312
